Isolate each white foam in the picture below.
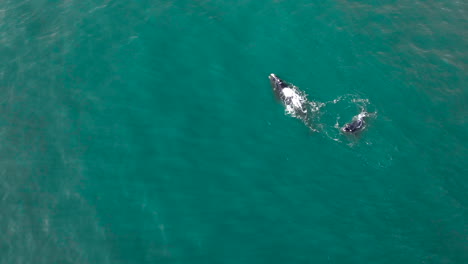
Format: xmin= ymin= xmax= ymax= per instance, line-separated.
xmin=282 ymin=88 xmax=304 ymax=109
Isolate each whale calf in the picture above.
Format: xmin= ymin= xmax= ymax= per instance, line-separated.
xmin=342 ymin=111 xmax=369 ymax=133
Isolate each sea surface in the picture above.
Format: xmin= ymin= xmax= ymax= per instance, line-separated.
xmin=0 ymin=0 xmax=467 ymax=263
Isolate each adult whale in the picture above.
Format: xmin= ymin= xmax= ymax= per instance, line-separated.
xmin=269 ymin=73 xmax=309 ymax=119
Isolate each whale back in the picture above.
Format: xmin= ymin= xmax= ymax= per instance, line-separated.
xmin=342 ymin=119 xmax=363 ymax=133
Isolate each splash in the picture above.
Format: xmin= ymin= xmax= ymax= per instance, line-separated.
xmin=281 ymin=92 xmax=377 ymax=143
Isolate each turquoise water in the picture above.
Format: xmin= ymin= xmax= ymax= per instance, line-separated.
xmin=0 ymin=0 xmax=467 ymax=263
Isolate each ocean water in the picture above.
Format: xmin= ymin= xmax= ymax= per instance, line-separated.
xmin=0 ymin=0 xmax=467 ymax=263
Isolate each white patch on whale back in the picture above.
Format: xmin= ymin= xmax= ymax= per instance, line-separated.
xmin=282 ymin=88 xmax=294 ymax=97
xmin=282 ymin=87 xmax=305 ymax=110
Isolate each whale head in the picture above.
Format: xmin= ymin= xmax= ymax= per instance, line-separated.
xmin=269 ymin=73 xmax=289 ymax=99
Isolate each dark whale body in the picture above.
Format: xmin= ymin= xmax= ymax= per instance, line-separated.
xmin=342 ymin=112 xmax=368 ymax=133
xmin=342 ymin=119 xmax=364 ymax=133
